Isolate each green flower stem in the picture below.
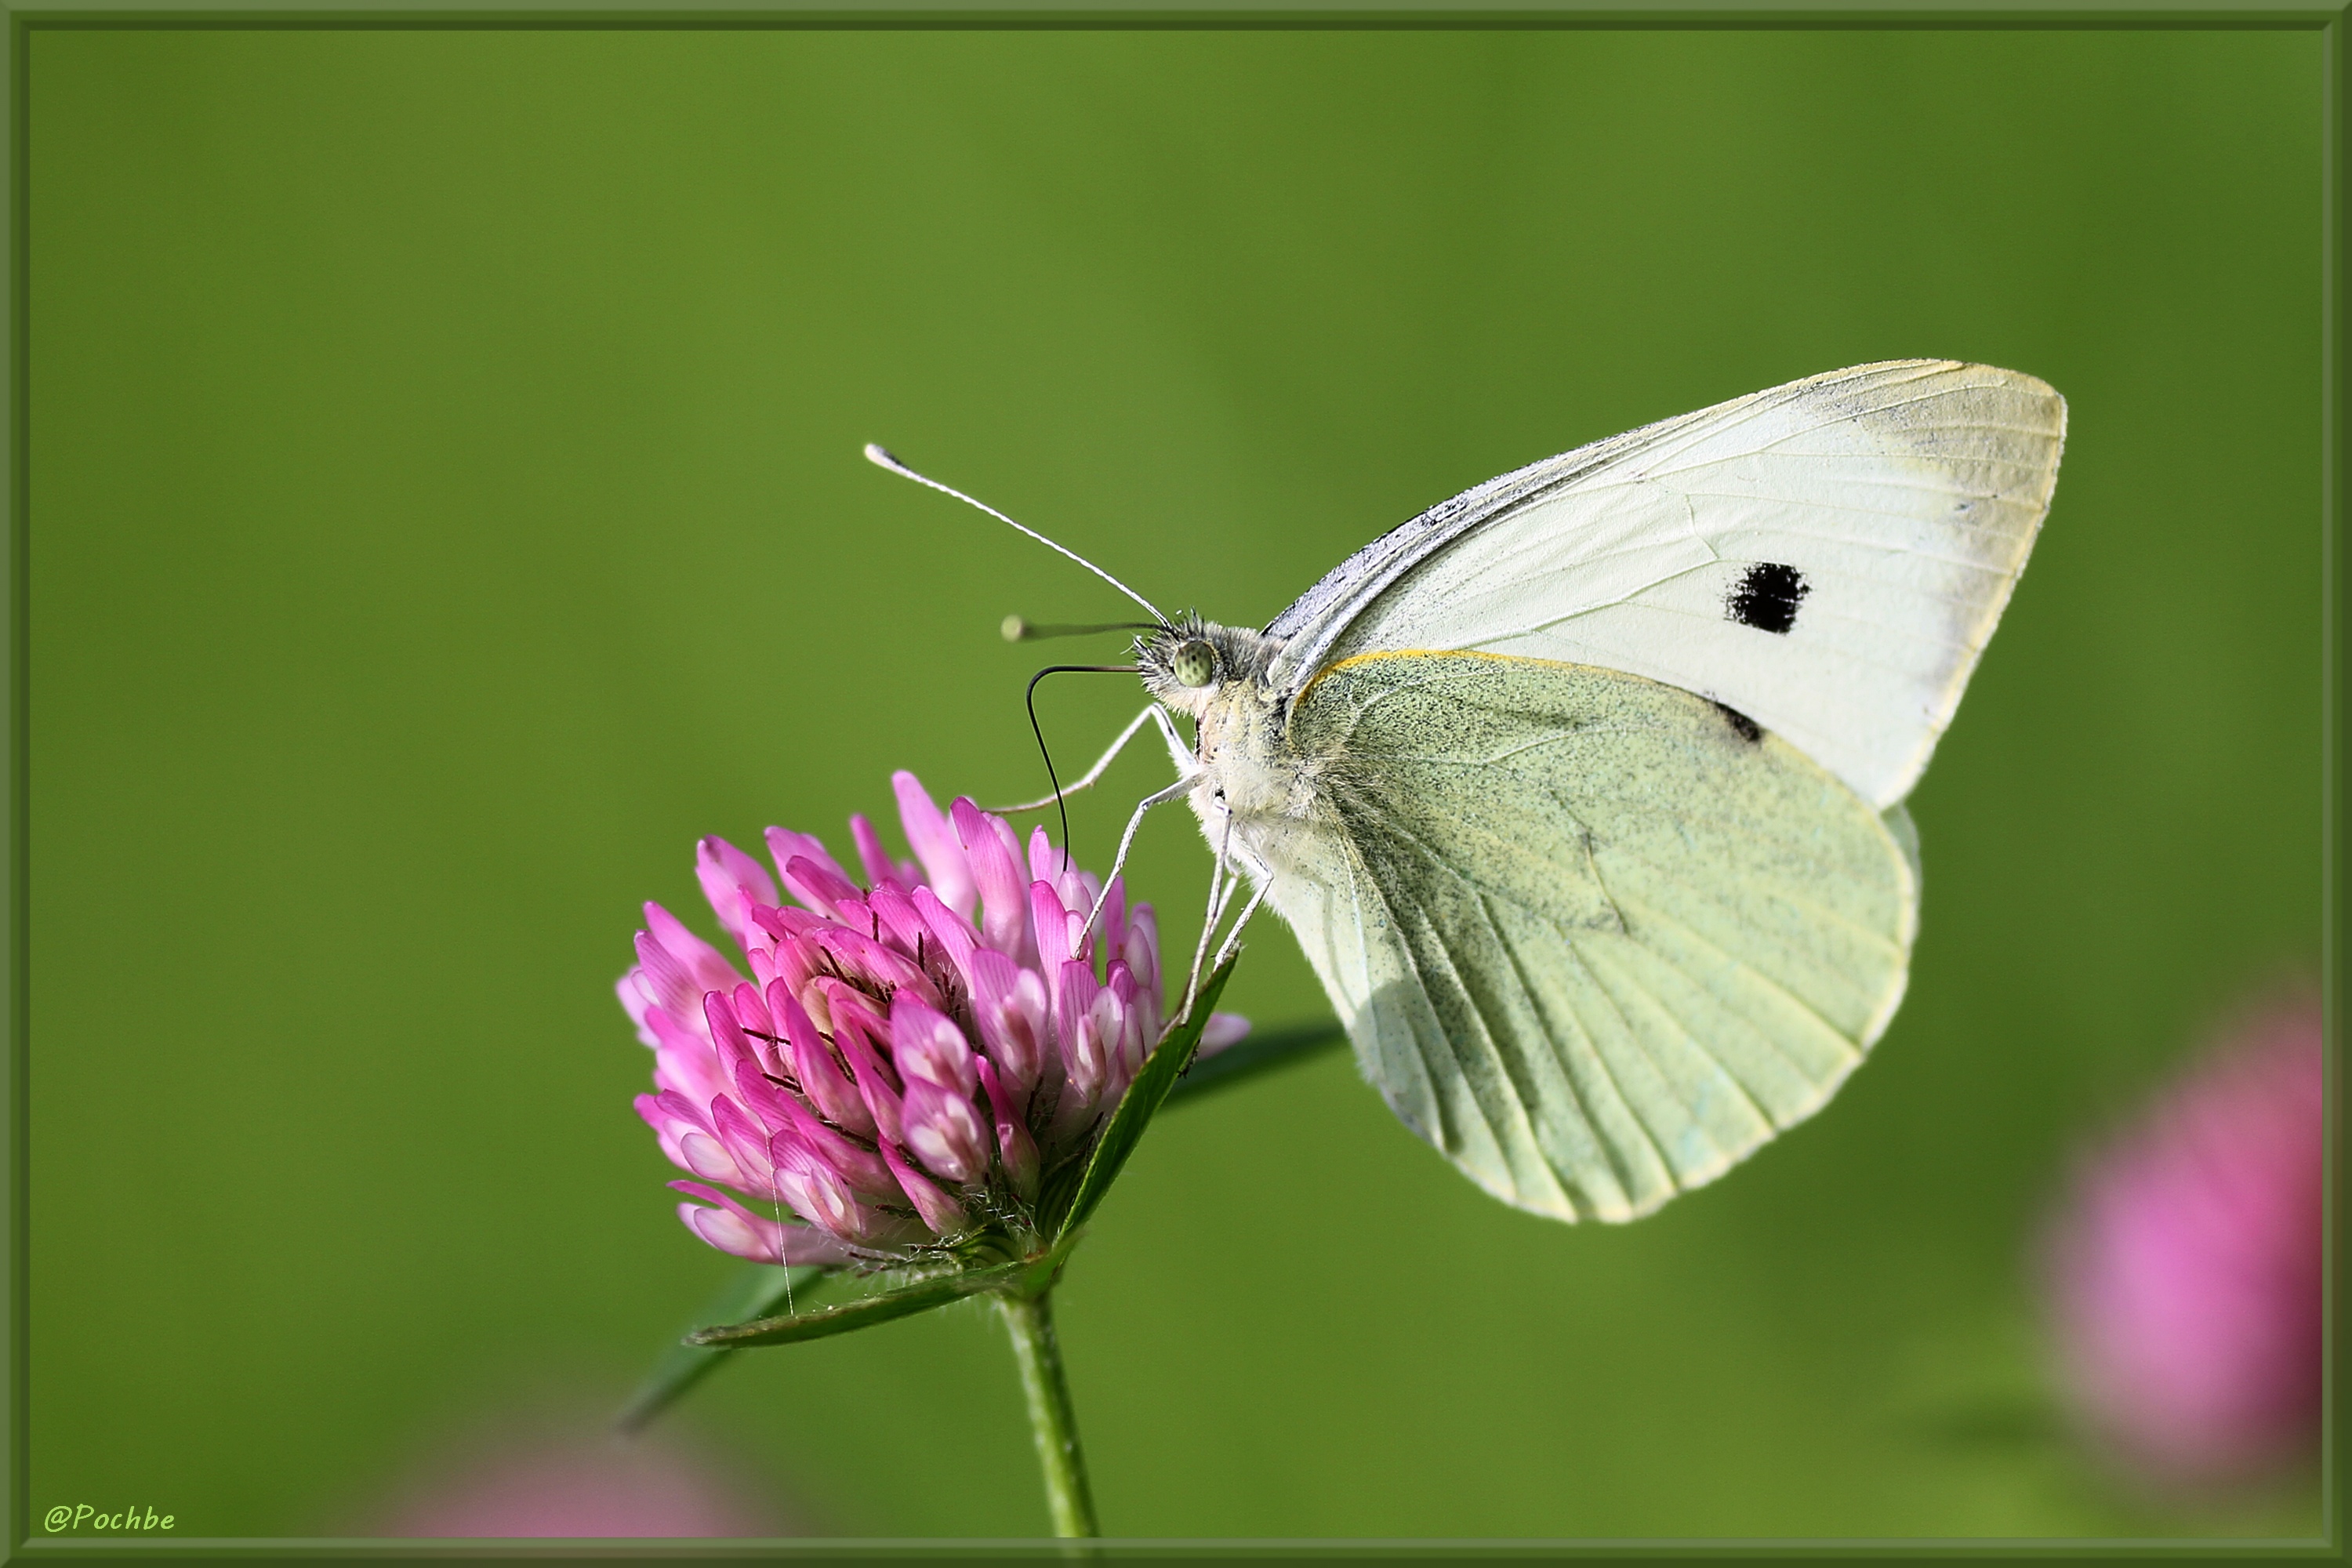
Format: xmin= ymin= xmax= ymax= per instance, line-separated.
xmin=994 ymin=1289 xmax=1098 ymax=1539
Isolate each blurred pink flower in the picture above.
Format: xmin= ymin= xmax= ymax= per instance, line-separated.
xmin=382 ymin=1430 xmax=779 ymax=1537
xmin=621 ymin=771 xmax=1247 ymax=1263
xmin=2043 ymin=991 xmax=2322 ymax=1486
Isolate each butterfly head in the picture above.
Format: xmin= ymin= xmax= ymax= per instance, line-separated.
xmin=1137 ymin=616 xmax=1282 ymax=720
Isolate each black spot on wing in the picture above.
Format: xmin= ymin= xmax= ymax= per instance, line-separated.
xmin=1711 ymin=702 xmax=1762 ymax=743
xmin=1727 ymin=562 xmax=1809 ymax=635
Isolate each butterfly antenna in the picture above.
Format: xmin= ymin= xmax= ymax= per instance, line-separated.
xmin=865 ymin=445 xmax=1169 ymax=625
xmin=1025 ymin=664 xmax=1138 ymax=874
xmin=1002 ymin=615 xmax=1161 ymax=643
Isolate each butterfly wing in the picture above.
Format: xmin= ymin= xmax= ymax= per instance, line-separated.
xmin=1263 ymin=651 xmax=1915 ymax=1221
xmin=1264 ymin=361 xmax=2065 ymax=810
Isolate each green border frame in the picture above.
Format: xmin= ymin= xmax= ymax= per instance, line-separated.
xmin=1 ymin=6 xmax=2338 ymax=1559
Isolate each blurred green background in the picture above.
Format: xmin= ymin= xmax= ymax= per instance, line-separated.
xmin=30 ymin=24 xmax=2322 ymax=1540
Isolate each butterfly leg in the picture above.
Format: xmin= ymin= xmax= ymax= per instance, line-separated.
xmin=1210 ymin=873 xmax=1272 ymax=975
xmin=1080 ymin=772 xmax=1195 ymax=936
xmin=985 ymin=704 xmax=1190 ymax=813
xmin=1178 ymin=799 xmax=1241 ymax=1025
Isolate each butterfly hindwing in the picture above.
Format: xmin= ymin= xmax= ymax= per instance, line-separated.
xmin=1270 ymin=652 xmax=1916 ymax=1221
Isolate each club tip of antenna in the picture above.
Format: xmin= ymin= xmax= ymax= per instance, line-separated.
xmin=863 ymin=442 xmax=902 ymax=470
xmin=1002 ymin=614 xmax=1031 ymax=642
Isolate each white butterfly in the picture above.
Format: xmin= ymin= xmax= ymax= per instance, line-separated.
xmin=873 ymin=360 xmax=2067 ymax=1222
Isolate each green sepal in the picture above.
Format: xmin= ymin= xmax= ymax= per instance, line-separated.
xmin=616 ymin=1262 xmax=830 ymax=1433
xmin=1048 ymin=955 xmax=1237 ymax=1244
xmin=683 ymin=1255 xmax=1051 ymax=1349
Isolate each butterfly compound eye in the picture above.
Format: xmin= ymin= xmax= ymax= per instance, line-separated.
xmin=1171 ymin=641 xmax=1217 ymax=688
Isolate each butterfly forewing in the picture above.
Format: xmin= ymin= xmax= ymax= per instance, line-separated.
xmin=1265 ymin=361 xmax=2066 ymax=810
xmin=1272 ymin=652 xmax=1915 ymax=1221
